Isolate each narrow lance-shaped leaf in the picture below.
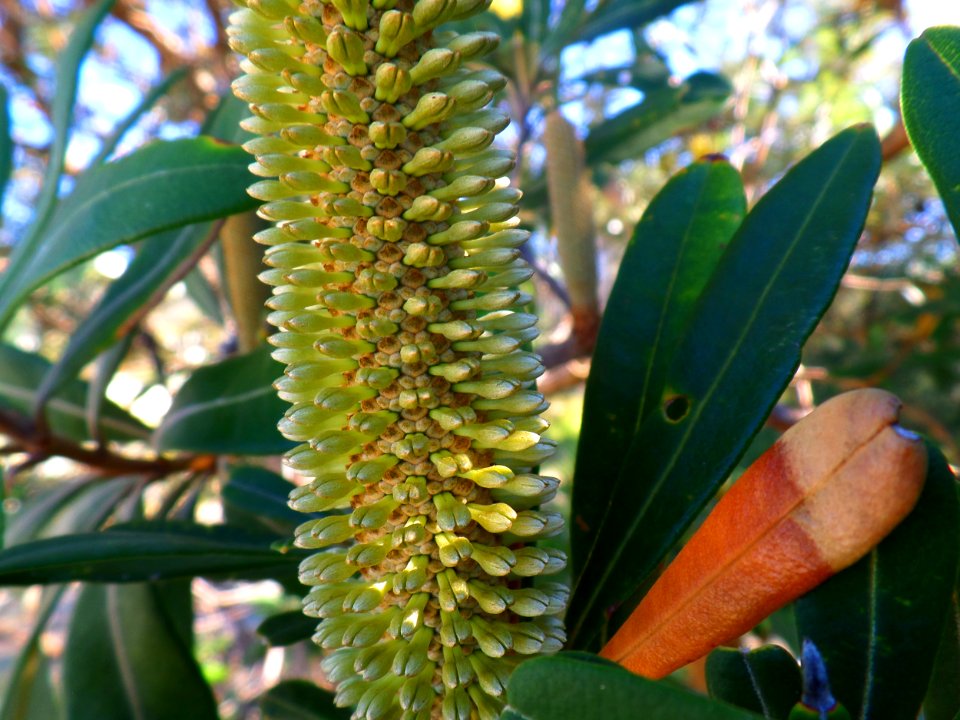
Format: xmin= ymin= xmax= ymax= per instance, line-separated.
xmin=223 ymin=465 xmax=312 ymax=536
xmin=0 ymin=521 xmax=305 ymax=585
xmin=9 ymin=0 xmax=114 ymax=257
xmin=0 ymin=84 xmax=12 ymax=210
xmin=0 ymin=343 xmax=149 ymax=443
xmin=794 ymin=444 xmax=960 ymax=720
xmin=585 ymin=72 xmax=732 ymax=166
xmin=0 ymin=586 xmax=68 ymax=720
xmin=0 ymin=137 xmax=257 ymax=330
xmin=706 ymin=646 xmax=802 ymax=720
xmin=902 ymin=27 xmax=960 ymax=240
xmin=36 ymin=221 xmax=218 ymax=404
xmin=502 ymin=653 xmax=762 ymax=720
xmin=90 ymin=66 xmax=190 ymax=166
xmin=257 ymin=610 xmax=318 ymax=647
xmin=571 ymin=157 xmax=745 ymax=579
xmin=567 ymin=125 xmax=882 ymax=649
xmin=600 ymin=390 xmax=926 ymax=679
xmin=64 ymin=582 xmax=218 ymax=720
xmin=924 ymin=585 xmax=960 ymax=720
xmin=153 ymin=344 xmax=293 ymax=455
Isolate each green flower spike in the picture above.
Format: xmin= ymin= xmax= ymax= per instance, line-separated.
xmin=228 ymin=0 xmax=568 ymax=717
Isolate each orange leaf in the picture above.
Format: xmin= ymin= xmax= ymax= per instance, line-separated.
xmin=600 ymin=388 xmax=927 ymax=679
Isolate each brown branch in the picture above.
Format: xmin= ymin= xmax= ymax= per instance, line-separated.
xmin=0 ymin=407 xmax=212 ymax=478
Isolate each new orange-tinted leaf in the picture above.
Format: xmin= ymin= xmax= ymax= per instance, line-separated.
xmin=601 ymin=389 xmax=927 ymax=679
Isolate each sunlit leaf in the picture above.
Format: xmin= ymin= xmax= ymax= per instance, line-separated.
xmin=902 ymin=26 xmax=960 ymax=240
xmin=585 ymin=72 xmax=731 ymax=165
xmin=0 ymin=138 xmax=256 ymax=329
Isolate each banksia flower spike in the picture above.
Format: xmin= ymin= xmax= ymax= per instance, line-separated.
xmin=227 ymin=1 xmax=567 ymax=717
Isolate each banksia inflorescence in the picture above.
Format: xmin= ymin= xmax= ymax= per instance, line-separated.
xmin=227 ymin=0 xmax=567 ymax=717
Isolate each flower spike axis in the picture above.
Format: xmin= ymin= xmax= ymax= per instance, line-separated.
xmin=228 ymin=0 xmax=568 ymax=717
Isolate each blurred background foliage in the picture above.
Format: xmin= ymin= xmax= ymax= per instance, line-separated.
xmin=1 ymin=0 xmax=959 ymax=717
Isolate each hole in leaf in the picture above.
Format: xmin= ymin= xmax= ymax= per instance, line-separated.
xmin=663 ymin=395 xmax=691 ymax=423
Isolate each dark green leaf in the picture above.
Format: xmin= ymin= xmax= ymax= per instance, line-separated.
xmin=706 ymin=646 xmax=802 ymax=719
xmin=91 ymin=67 xmax=189 ymax=166
xmin=63 ymin=582 xmax=218 ymax=720
xmin=4 ymin=481 xmax=88 ymax=547
xmin=925 ymin=589 xmax=960 ymax=720
xmin=84 ymin=334 xmax=135 ymax=443
xmin=257 ymin=610 xmax=317 ymax=647
xmin=576 ymin=0 xmax=694 ymax=43
xmin=0 ymin=84 xmax=11 ymax=210
xmin=795 ymin=446 xmax=960 ymax=720
xmin=568 ymin=126 xmax=881 ymax=648
xmin=902 ymin=27 xmax=960 ymax=240
xmin=154 ymin=345 xmax=293 ymax=455
xmin=0 ymin=521 xmax=304 ymax=584
xmin=503 ymin=653 xmax=761 ymax=720
xmin=184 ymin=266 xmax=225 ymax=324
xmin=37 ymin=222 xmax=217 ymax=403
xmin=585 ymin=72 xmax=731 ymax=165
xmin=0 ymin=138 xmax=257 ymax=329
xmin=0 ymin=344 xmax=149 ymax=443
xmin=223 ymin=466 xmax=309 ymax=535
xmin=37 ymin=477 xmax=139 ymax=540
xmin=204 ymin=92 xmax=257 ymax=145
xmin=260 ymin=680 xmax=350 ymax=720
xmin=11 ymin=0 xmax=114 ymax=257
xmin=571 ymin=158 xmax=745 ymax=578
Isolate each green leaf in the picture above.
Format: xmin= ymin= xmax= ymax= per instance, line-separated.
xmin=0 ymin=137 xmax=257 ymax=329
xmin=0 ymin=586 xmax=67 ymax=720
xmin=5 ymin=481 xmax=88 ymax=547
xmin=585 ymin=72 xmax=732 ymax=165
xmin=571 ymin=158 xmax=745 ymax=578
xmin=902 ymin=27 xmax=960 ymax=240
xmin=36 ymin=477 xmax=139 ymax=540
xmin=794 ymin=446 xmax=960 ymax=720
xmin=257 ymin=610 xmax=317 ymax=647
xmin=925 ymin=588 xmax=960 ymax=720
xmin=204 ymin=92 xmax=257 ymax=146
xmin=153 ymin=345 xmax=293 ymax=455
xmin=0 ymin=521 xmax=304 ymax=584
xmin=91 ymin=67 xmax=189 ymax=166
xmin=567 ymin=125 xmax=881 ymax=649
xmin=705 ymin=646 xmax=802 ymax=719
xmin=183 ymin=266 xmax=225 ymax=324
xmin=577 ymin=0 xmax=695 ymax=43
xmin=503 ymin=653 xmax=761 ymax=720
xmin=0 ymin=84 xmax=11 ymax=210
xmin=84 ymin=334 xmax=135 ymax=443
xmin=0 ymin=343 xmax=149 ymax=443
xmin=63 ymin=582 xmax=218 ymax=720
xmin=11 ymin=0 xmax=114 ymax=257
xmin=223 ymin=466 xmax=310 ymax=535
xmin=37 ymin=222 xmax=217 ymax=403
xmin=260 ymin=680 xmax=350 ymax=720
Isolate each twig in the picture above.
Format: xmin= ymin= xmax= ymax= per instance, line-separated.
xmin=0 ymin=407 xmax=210 ymax=478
